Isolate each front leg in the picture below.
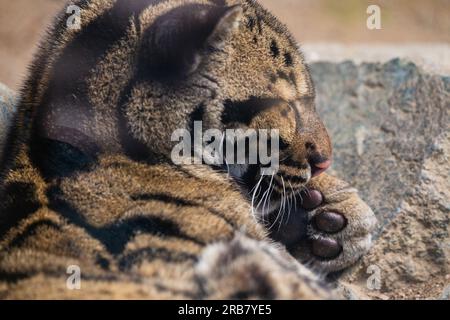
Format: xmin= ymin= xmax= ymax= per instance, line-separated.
xmin=271 ymin=173 xmax=377 ymax=273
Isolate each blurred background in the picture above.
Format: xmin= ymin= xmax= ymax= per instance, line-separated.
xmin=0 ymin=0 xmax=449 ymax=90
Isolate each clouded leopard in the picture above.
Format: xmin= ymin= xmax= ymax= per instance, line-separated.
xmin=0 ymin=0 xmax=376 ymax=299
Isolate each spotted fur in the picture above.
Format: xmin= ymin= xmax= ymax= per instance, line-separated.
xmin=0 ymin=0 xmax=375 ymax=299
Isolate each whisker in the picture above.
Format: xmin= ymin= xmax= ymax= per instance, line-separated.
xmin=249 ymin=174 xmax=263 ymax=194
xmin=267 ymin=175 xmax=280 ymax=230
xmin=289 ymin=181 xmax=297 ymax=211
xmin=296 ymin=187 xmax=305 ymax=205
xmin=278 ymin=176 xmax=287 ymax=231
xmin=256 ymin=174 xmax=273 ymax=221
xmin=287 ymin=183 xmax=293 ymax=224
xmin=262 ymin=173 xmax=275 ymax=219
xmin=268 ymin=175 xmax=286 ymax=231
xmin=251 ymin=174 xmax=264 ymax=221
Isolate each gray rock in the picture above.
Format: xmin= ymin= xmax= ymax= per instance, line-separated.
xmin=310 ymin=59 xmax=449 ymax=299
xmin=0 ymin=83 xmax=17 ymax=154
xmin=311 ymin=59 xmax=449 ymax=234
xmin=303 ymin=43 xmax=450 ymax=76
xmin=440 ymin=285 xmax=450 ymax=300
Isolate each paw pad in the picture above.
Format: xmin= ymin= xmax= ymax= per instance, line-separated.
xmin=300 ymin=190 xmax=323 ymax=209
xmin=301 ymin=189 xmax=346 ymax=260
xmin=311 ymin=238 xmax=342 ymax=259
xmin=313 ymin=211 xmax=346 ymax=234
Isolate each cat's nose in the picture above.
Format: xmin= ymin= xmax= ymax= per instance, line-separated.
xmin=309 ymin=158 xmax=331 ymax=177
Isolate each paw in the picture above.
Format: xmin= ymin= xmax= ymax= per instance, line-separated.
xmin=271 ymin=174 xmax=377 ymax=273
xmin=195 ymin=234 xmax=333 ymax=299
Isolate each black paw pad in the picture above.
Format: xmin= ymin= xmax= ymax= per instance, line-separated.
xmin=301 ymin=190 xmax=323 ymax=209
xmin=314 ymin=212 xmax=346 ymax=234
xmin=311 ymin=238 xmax=342 ymax=259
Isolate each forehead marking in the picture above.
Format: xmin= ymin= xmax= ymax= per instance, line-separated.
xmin=247 ymin=16 xmax=256 ymax=31
xmin=270 ymin=40 xmax=280 ymax=58
xmin=284 ymin=52 xmax=293 ymax=67
xmin=256 ymin=15 xmax=263 ymax=34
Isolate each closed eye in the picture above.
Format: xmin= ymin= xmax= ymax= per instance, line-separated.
xmin=279 ymin=137 xmax=289 ymax=150
xmin=221 ymin=97 xmax=284 ymax=126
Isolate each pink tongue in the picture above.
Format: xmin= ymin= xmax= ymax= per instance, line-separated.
xmin=315 ymin=160 xmax=332 ymax=169
xmin=311 ymin=160 xmax=332 ymax=177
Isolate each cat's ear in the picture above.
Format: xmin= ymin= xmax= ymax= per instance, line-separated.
xmin=206 ymin=5 xmax=243 ymax=49
xmin=140 ymin=4 xmax=243 ymax=76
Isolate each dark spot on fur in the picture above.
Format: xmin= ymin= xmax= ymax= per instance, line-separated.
xmin=270 ymin=40 xmax=280 ymax=58
xmin=222 ymin=97 xmax=281 ymax=126
xmin=277 ymin=71 xmax=290 ymax=82
xmin=109 ymin=217 xmax=194 ymax=251
xmin=240 ymin=164 xmax=259 ymax=193
xmin=0 ymin=271 xmax=29 ymax=283
xmin=278 ymin=173 xmax=307 ymax=184
xmin=131 ymin=192 xmax=236 ymax=228
xmin=305 ymin=142 xmax=316 ymax=151
xmin=253 ymin=36 xmax=258 ymax=44
xmin=130 ymin=193 xmax=197 ymax=206
xmin=188 ymin=103 xmax=206 ymax=156
xmin=279 ymin=137 xmax=289 ymax=150
xmin=96 ymin=255 xmax=111 ymax=270
xmin=283 ymin=156 xmax=308 ymax=169
xmin=119 ymin=247 xmax=197 ymax=271
xmin=269 ymin=74 xmax=277 ymax=83
xmin=284 ymin=52 xmax=293 ymax=67
xmin=247 ymin=16 xmax=256 ymax=31
xmin=0 ymin=182 xmax=42 ymax=235
xmin=256 ymin=16 xmax=263 ymax=34
xmin=30 ymin=138 xmax=96 ymax=179
xmin=46 ymin=186 xmax=205 ymax=255
xmin=189 ymin=103 xmax=205 ymax=125
xmin=9 ymin=219 xmax=61 ymax=248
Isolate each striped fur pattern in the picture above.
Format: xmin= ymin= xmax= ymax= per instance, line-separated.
xmin=0 ymin=0 xmax=375 ymax=299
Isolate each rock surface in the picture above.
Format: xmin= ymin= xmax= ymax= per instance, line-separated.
xmin=304 ymin=43 xmax=450 ymax=76
xmin=0 ymin=83 xmax=16 ymax=154
xmin=310 ymin=59 xmax=449 ymax=300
